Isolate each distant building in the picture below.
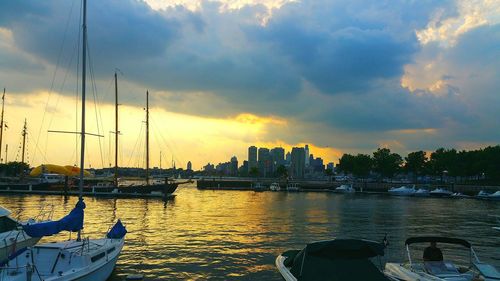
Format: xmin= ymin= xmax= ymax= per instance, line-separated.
xmin=239 ymin=160 xmax=249 ymax=177
xmin=187 ymin=161 xmax=192 ymax=171
xmin=270 ymin=147 xmax=285 ymax=167
xmin=258 ymin=147 xmax=271 ymax=177
xmin=285 ymin=152 xmax=291 ymax=164
xmin=230 ymin=156 xmax=238 ymax=176
xmin=310 ymin=156 xmax=324 ymax=172
xmin=291 ymin=147 xmax=305 ymax=178
xmin=305 ymin=144 xmax=310 ymax=167
xmin=203 ymin=163 xmax=215 ymax=173
xmin=248 ymin=146 xmax=257 ymax=173
xmin=326 ymin=162 xmax=335 ymax=172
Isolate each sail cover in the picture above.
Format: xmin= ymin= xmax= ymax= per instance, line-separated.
xmin=106 ymin=219 xmax=127 ymax=239
xmin=23 ymin=199 xmax=86 ymax=237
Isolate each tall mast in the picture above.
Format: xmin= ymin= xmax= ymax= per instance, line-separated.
xmin=77 ymin=0 xmax=87 ymax=242
xmin=146 ymin=90 xmax=149 ymax=185
xmin=0 ymin=88 xmax=5 ymax=163
xmin=114 ymin=71 xmax=118 ymax=187
xmin=4 ymin=144 xmax=7 ymax=164
xmin=79 ymin=0 xmax=87 ymax=199
xmin=21 ymin=119 xmax=27 ymax=164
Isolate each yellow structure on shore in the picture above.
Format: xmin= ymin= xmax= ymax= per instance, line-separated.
xmin=29 ymin=164 xmax=91 ymax=177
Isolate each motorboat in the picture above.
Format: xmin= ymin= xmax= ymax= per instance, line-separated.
xmin=451 ymin=192 xmax=470 ymax=199
xmin=333 ymin=184 xmax=355 ymax=193
xmin=270 ymin=182 xmax=281 ymax=191
xmin=276 ymin=239 xmax=395 ymax=281
xmin=430 ymin=188 xmax=453 ymax=197
xmin=388 ymin=185 xmax=416 ymax=196
xmin=0 ymin=206 xmax=43 ymax=263
xmin=286 ymin=183 xmax=300 ymax=192
xmin=413 ymin=188 xmax=430 ymax=197
xmin=477 ymin=190 xmax=500 ymax=200
xmin=385 ymin=236 xmax=500 ymax=281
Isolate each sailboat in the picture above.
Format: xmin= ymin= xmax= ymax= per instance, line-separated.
xmin=86 ymin=74 xmax=178 ymax=198
xmin=0 ymin=0 xmax=126 ymax=279
xmin=117 ymin=90 xmax=179 ymax=197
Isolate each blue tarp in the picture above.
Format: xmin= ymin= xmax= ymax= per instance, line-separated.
xmin=106 ymin=219 xmax=127 ymax=239
xmin=22 ymin=198 xmax=86 ymax=237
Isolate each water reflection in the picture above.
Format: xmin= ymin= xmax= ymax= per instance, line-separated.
xmin=0 ymin=184 xmax=498 ymax=280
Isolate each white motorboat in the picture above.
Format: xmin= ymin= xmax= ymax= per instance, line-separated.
xmin=286 ymin=183 xmax=300 ymax=192
xmin=413 ymin=188 xmax=430 ymax=197
xmin=333 ymin=184 xmax=355 ymax=193
xmin=0 ymin=1 xmax=127 ymax=279
xmin=451 ymin=192 xmax=470 ymax=199
xmin=270 ymin=182 xmax=281 ymax=191
xmin=0 ymin=206 xmax=42 ymax=263
xmin=385 ymin=236 xmax=500 ymax=281
xmin=388 ymin=185 xmax=416 ymax=196
xmin=276 ymin=239 xmax=396 ymax=281
xmin=476 ymin=190 xmax=500 ymax=200
xmin=430 ymin=188 xmax=453 ymax=197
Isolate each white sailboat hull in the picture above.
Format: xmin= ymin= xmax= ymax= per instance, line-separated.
xmin=1 ymin=237 xmax=124 ymax=281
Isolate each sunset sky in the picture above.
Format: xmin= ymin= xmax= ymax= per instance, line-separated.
xmin=0 ymin=0 xmax=499 ymax=170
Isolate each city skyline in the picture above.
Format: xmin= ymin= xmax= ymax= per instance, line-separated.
xmin=1 ymin=1 xmax=499 ymax=170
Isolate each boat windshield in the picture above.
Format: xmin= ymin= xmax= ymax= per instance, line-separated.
xmin=0 ymin=216 xmax=18 ymax=233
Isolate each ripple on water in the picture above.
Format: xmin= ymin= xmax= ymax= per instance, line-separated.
xmin=0 ymin=185 xmax=498 ymax=280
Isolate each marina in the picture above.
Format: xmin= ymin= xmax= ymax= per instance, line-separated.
xmin=1 ymin=183 xmax=498 ymax=280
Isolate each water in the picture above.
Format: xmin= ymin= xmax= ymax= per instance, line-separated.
xmin=1 ymin=183 xmax=499 ymax=280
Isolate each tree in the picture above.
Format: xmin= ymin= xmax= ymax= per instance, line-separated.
xmin=405 ymin=151 xmax=427 ymax=182
xmin=337 ymin=154 xmax=355 ymax=175
xmin=372 ymin=148 xmax=402 ymax=179
xmin=352 ymin=154 xmax=372 ymax=178
xmin=0 ymin=161 xmax=30 ymax=177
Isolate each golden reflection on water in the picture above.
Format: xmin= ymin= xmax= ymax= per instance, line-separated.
xmin=0 ymin=184 xmax=499 ymax=280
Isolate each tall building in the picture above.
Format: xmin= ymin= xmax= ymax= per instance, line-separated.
xmin=285 ymin=152 xmax=291 ymax=164
xmin=230 ymin=156 xmax=238 ymax=176
xmin=305 ymin=144 xmax=310 ymax=167
xmin=248 ymin=146 xmax=257 ymax=173
xmin=270 ymin=147 xmax=285 ymax=166
xmin=187 ymin=161 xmax=192 ymax=171
xmin=258 ymin=147 xmax=271 ymax=177
xmin=291 ymin=147 xmax=305 ymax=178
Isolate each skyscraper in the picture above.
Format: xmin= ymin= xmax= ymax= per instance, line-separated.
xmin=248 ymin=146 xmax=257 ymax=173
xmin=258 ymin=147 xmax=271 ymax=177
xmin=291 ymin=147 xmax=305 ymax=178
xmin=305 ymin=144 xmax=310 ymax=167
xmin=270 ymin=147 xmax=285 ymax=166
xmin=187 ymin=161 xmax=192 ymax=171
xmin=230 ymin=156 xmax=238 ymax=176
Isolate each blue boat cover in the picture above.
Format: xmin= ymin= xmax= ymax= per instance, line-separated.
xmin=22 ymin=199 xmax=86 ymax=237
xmin=106 ymin=219 xmax=127 ymax=239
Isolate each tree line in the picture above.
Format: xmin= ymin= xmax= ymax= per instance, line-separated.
xmin=337 ymin=146 xmax=500 ymax=183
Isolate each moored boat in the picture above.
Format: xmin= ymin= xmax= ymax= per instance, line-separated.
xmin=0 ymin=206 xmax=42 ymax=263
xmin=276 ymin=239 xmax=395 ymax=281
xmin=286 ymin=183 xmax=300 ymax=192
xmin=384 ymin=236 xmax=500 ymax=281
xmin=429 ymin=188 xmax=453 ymax=197
xmin=388 ymin=185 xmax=416 ymax=196
xmin=270 ymin=182 xmax=281 ymax=191
xmin=333 ymin=184 xmax=355 ymax=193
xmin=413 ymin=188 xmax=430 ymax=197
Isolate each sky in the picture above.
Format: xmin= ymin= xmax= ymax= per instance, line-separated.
xmin=0 ymin=0 xmax=499 ymax=170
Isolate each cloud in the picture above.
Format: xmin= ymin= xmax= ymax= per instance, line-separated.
xmin=1 ymin=0 xmax=499 ymax=162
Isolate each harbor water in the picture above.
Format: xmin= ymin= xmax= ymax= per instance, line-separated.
xmin=1 ymin=182 xmax=499 ymax=280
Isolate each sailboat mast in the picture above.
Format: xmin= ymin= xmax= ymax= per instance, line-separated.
xmin=146 ymin=90 xmax=149 ymax=185
xmin=0 ymin=88 xmax=5 ymax=162
xmin=79 ymin=0 xmax=87 ymax=198
xmin=77 ymin=0 xmax=87 ymax=241
xmin=21 ymin=119 xmax=27 ymax=164
xmin=114 ymin=72 xmax=118 ymax=187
